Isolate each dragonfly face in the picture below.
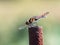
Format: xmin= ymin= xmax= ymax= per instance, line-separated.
xmin=25 ymin=18 xmax=36 ymax=25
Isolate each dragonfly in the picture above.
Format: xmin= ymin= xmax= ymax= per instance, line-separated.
xmin=18 ymin=12 xmax=49 ymax=30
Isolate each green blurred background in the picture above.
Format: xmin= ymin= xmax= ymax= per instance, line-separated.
xmin=0 ymin=0 xmax=60 ymax=45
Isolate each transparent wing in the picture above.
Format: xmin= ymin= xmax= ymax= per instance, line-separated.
xmin=18 ymin=24 xmax=28 ymax=30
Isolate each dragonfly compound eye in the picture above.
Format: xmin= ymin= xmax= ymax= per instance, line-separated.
xmin=29 ymin=18 xmax=35 ymax=23
xmin=26 ymin=21 xmax=30 ymax=25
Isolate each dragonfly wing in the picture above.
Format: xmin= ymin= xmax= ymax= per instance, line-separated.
xmin=18 ymin=25 xmax=27 ymax=30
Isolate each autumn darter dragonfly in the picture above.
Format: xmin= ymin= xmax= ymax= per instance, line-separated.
xmin=18 ymin=12 xmax=49 ymax=30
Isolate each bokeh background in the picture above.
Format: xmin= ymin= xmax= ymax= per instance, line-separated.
xmin=0 ymin=0 xmax=60 ymax=45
